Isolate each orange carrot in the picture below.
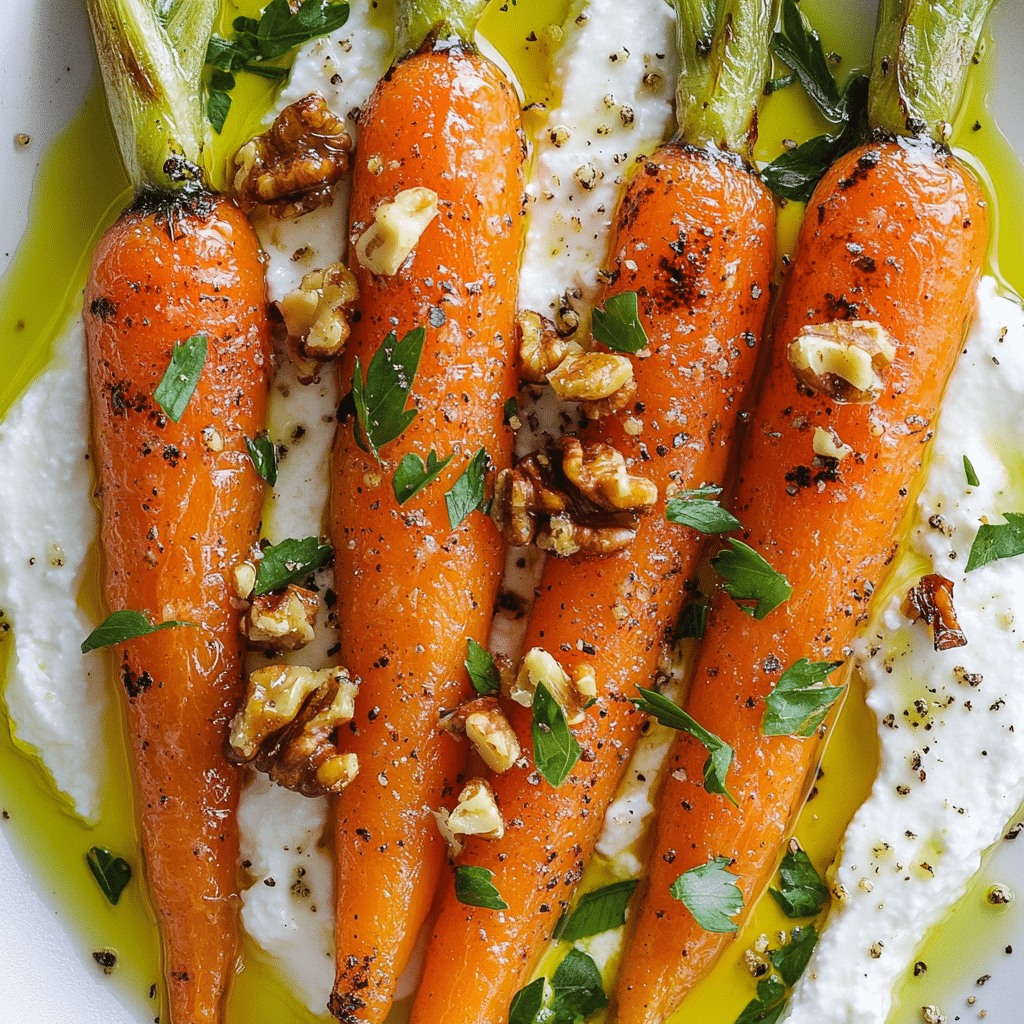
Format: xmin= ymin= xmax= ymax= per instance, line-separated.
xmin=613 ymin=2 xmax=994 ymax=1019
xmin=410 ymin=4 xmax=779 ymax=1021
xmin=83 ymin=3 xmax=270 ymax=1021
xmin=326 ymin=5 xmax=523 ymax=1020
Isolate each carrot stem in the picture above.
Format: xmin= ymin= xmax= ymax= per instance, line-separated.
xmin=394 ymin=0 xmax=490 ymax=56
xmin=868 ymin=0 xmax=996 ymax=140
xmin=672 ymin=0 xmax=780 ymax=154
xmin=85 ymin=0 xmax=215 ymax=190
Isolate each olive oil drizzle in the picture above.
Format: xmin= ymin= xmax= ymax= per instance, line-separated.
xmin=1 ymin=1 xmax=1022 ymax=1023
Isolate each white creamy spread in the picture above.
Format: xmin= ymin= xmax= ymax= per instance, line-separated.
xmin=2 ymin=0 xmax=1023 ymax=1019
xmin=782 ymin=277 xmax=1024 ymax=1024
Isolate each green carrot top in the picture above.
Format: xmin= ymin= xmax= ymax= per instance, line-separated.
xmin=86 ymin=0 xmax=217 ymax=191
xmin=868 ymin=0 xmax=997 ymax=142
xmin=672 ymin=0 xmax=781 ymax=155
xmin=394 ymin=0 xmax=491 ymax=59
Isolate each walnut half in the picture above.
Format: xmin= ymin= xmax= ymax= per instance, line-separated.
xmin=440 ymin=696 xmax=520 ymax=772
xmin=433 ymin=778 xmax=504 ymax=859
xmin=492 ymin=436 xmax=658 ymax=556
xmin=233 ymin=93 xmax=351 ymax=219
xmin=788 ymin=320 xmax=897 ymax=404
xmin=242 ymin=584 xmax=319 ymax=651
xmin=227 ymin=665 xmax=359 ymax=796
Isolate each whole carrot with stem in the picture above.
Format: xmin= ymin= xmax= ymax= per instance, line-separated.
xmin=327 ymin=1 xmax=523 ymax=1020
xmin=83 ymin=1 xmax=270 ymax=1020
xmin=612 ymin=3 xmax=994 ymax=1021
xmin=410 ymin=3 xmax=780 ymax=1021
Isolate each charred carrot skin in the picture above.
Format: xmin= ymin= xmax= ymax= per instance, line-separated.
xmin=613 ymin=138 xmax=987 ymax=1024
xmin=328 ymin=41 xmax=523 ymax=1024
xmin=85 ymin=190 xmax=271 ymax=1024
xmin=411 ymin=145 xmax=775 ymax=1024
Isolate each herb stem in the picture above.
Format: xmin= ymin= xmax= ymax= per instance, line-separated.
xmin=671 ymin=0 xmax=781 ymax=155
xmin=868 ymin=0 xmax=996 ymax=141
xmin=85 ymin=0 xmax=216 ymax=190
xmin=394 ymin=0 xmax=490 ymax=58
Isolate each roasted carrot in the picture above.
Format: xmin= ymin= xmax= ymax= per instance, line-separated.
xmin=326 ymin=2 xmax=523 ymax=1020
xmin=83 ymin=2 xmax=270 ymax=1021
xmin=410 ymin=3 xmax=779 ymax=1021
xmin=613 ymin=3 xmax=994 ymax=1021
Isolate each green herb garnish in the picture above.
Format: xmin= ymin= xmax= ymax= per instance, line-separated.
xmin=666 ymin=486 xmax=742 ymax=534
xmin=963 ymin=455 xmax=980 ymax=487
xmin=453 ymin=865 xmax=508 ymax=910
xmin=591 ymin=292 xmax=649 ymax=354
xmin=465 ymin=638 xmax=501 ymax=696
xmin=352 ymin=326 xmax=425 ymax=462
xmin=769 ymin=924 xmax=819 ymax=984
xmin=769 ymin=847 xmax=829 ymax=917
xmin=86 ymin=846 xmax=132 ymax=905
xmin=554 ymin=879 xmax=639 ymax=942
xmin=392 ymin=449 xmax=453 ymax=506
xmin=81 ymin=610 xmax=195 ymax=654
xmin=734 ymin=976 xmax=788 ymax=1024
xmin=508 ymin=977 xmax=547 ymax=1024
xmin=772 ymin=0 xmax=846 ymax=123
xmin=445 ymin=446 xmax=488 ymax=529
xmin=966 ymin=512 xmax=1024 ymax=571
xmin=670 ymin=856 xmax=745 ymax=933
xmin=532 ymin=682 xmax=581 ymax=788
xmin=205 ymin=0 xmax=350 ymax=131
xmin=712 ymin=540 xmax=792 ymax=620
xmin=153 ymin=333 xmax=207 ymax=423
xmin=674 ymin=600 xmax=710 ymax=641
xmin=548 ymin=948 xmax=609 ymax=1022
xmin=632 ymin=686 xmax=736 ymax=804
xmin=763 ymin=659 xmax=844 ymax=737
xmin=245 ymin=432 xmax=278 ymax=486
xmin=253 ymin=536 xmax=333 ymax=595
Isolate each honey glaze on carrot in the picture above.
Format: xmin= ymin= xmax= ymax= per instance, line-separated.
xmin=0 ymin=3 xmax=1023 ymax=1024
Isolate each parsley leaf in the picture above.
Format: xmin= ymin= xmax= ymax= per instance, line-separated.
xmin=445 ymin=447 xmax=488 ymax=529
xmin=712 ymin=540 xmax=792 ymax=620
xmin=773 ymin=0 xmax=844 ymax=123
xmin=245 ymin=432 xmax=278 ymax=486
xmin=554 ymin=879 xmax=638 ymax=942
xmin=666 ymin=486 xmax=742 ymax=534
xmin=532 ymin=682 xmax=581 ymax=788
xmin=81 ymin=610 xmax=195 ymax=654
xmin=153 ymin=333 xmax=207 ymax=422
xmin=549 ymin=948 xmax=609 ymax=1023
xmin=734 ymin=976 xmax=788 ymax=1024
xmin=204 ymin=0 xmax=349 ymax=131
xmin=453 ymin=865 xmax=508 ymax=910
xmin=966 ymin=511 xmax=1024 ymax=571
xmin=86 ymin=846 xmax=132 ymax=905
xmin=352 ymin=327 xmax=425 ymax=461
xmin=253 ymin=536 xmax=333 ymax=595
xmin=769 ymin=924 xmax=819 ymax=984
xmin=465 ymin=638 xmax=501 ymax=696
xmin=508 ymin=977 xmax=547 ymax=1024
xmin=632 ymin=686 xmax=736 ymax=804
xmin=761 ymin=75 xmax=869 ymax=202
xmin=769 ymin=847 xmax=829 ymax=917
xmin=591 ymin=292 xmax=649 ymax=354
xmin=762 ymin=659 xmax=844 ymax=737
xmin=670 ymin=856 xmax=745 ymax=933
xmin=674 ymin=600 xmax=710 ymax=641
xmin=963 ymin=455 xmax=980 ymax=487
xmin=392 ymin=449 xmax=453 ymax=505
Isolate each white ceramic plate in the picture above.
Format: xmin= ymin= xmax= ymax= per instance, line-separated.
xmin=1 ymin=2 xmax=1023 ymax=1023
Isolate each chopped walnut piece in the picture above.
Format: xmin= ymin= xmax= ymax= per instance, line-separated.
xmin=492 ymin=436 xmax=657 ymax=556
xmin=517 ymin=310 xmax=580 ymax=382
xmin=548 ymin=352 xmax=634 ymax=403
xmin=433 ymin=777 xmax=504 ymax=858
xmin=227 ymin=665 xmax=359 ymax=796
xmin=440 ymin=696 xmax=520 ymax=772
xmin=812 ymin=425 xmax=853 ymax=461
xmin=904 ymin=574 xmax=967 ymax=651
xmin=514 ymin=648 xmax=596 ymax=725
xmin=788 ymin=320 xmax=897 ymax=403
xmin=233 ymin=93 xmax=351 ymax=219
xmin=233 ymin=561 xmax=257 ymax=600
xmin=354 ymin=186 xmax=439 ymax=276
xmin=278 ymin=262 xmax=358 ymax=374
xmin=242 ymin=584 xmax=319 ymax=651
